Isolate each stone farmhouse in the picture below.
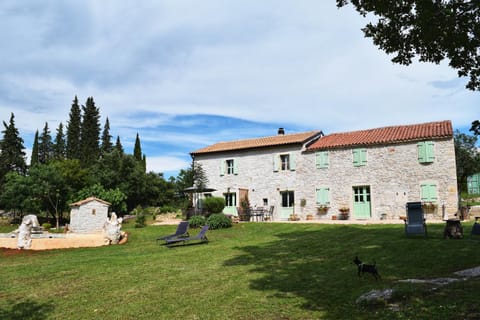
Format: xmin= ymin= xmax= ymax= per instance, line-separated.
xmin=190 ymin=120 xmax=458 ymax=221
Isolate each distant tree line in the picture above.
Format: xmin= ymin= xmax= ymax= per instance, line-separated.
xmin=0 ymin=96 xmax=195 ymax=227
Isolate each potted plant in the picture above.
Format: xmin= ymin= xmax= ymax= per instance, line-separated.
xmin=306 ymin=214 xmax=314 ymax=220
xmin=288 ymin=213 xmax=300 ymax=221
xmin=422 ymin=201 xmax=437 ymax=214
xmin=317 ymin=205 xmax=330 ymax=215
xmin=338 ymin=206 xmax=350 ymax=220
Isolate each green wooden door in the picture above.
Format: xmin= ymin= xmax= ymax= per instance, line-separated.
xmin=279 ymin=191 xmax=295 ymax=220
xmin=353 ymin=186 xmax=371 ymax=219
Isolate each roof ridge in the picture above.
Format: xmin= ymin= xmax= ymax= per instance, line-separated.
xmin=308 ymin=120 xmax=452 ymax=151
xmin=191 ymin=130 xmax=322 ymax=155
xmin=327 ymin=120 xmax=451 ymax=136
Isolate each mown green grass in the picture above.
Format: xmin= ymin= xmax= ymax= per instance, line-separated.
xmin=1 ymin=222 xmax=480 ymax=319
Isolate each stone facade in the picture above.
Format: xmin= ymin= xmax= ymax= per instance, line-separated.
xmin=300 ymin=138 xmax=458 ymax=220
xmin=69 ymin=197 xmax=111 ymax=233
xmin=192 ymin=122 xmax=458 ymax=221
xmin=195 ymin=145 xmax=305 ymax=220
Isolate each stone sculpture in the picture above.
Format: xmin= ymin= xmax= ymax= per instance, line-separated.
xmin=14 ymin=214 xmax=40 ymax=249
xmin=103 ymin=212 xmax=124 ymax=245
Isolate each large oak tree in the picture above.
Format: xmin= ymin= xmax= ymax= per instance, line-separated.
xmin=337 ymin=1 xmax=480 ymax=90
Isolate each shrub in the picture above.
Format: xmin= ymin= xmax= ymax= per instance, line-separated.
xmin=188 ymin=215 xmax=206 ymax=228
xmin=0 ymin=218 xmax=10 ymax=226
xmin=134 ymin=214 xmax=146 ymax=228
xmin=206 ymin=213 xmax=232 ymax=230
xmin=131 ymin=205 xmax=144 ymax=216
xmin=203 ymin=197 xmax=225 ymax=214
xmin=159 ymin=205 xmax=177 ymax=214
xmin=42 ymin=222 xmax=52 ymax=230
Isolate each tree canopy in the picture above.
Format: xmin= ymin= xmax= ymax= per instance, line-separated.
xmin=337 ymin=1 xmax=480 ymax=90
xmin=38 ymin=122 xmax=53 ymax=164
xmin=54 ymin=123 xmax=66 ymax=160
xmin=101 ymin=117 xmax=113 ymax=155
xmin=30 ymin=130 xmax=39 ymax=167
xmin=80 ymin=97 xmax=101 ymax=167
xmin=0 ymin=113 xmax=26 ymax=183
xmin=0 ymin=98 xmax=190 ymax=220
xmin=66 ymin=96 xmax=82 ymax=160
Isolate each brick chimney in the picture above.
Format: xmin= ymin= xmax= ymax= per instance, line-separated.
xmin=278 ymin=128 xmax=285 ymax=135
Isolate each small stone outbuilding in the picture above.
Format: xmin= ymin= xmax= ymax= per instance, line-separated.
xmin=69 ymin=197 xmax=111 ymax=233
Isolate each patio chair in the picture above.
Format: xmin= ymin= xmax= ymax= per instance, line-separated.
xmin=264 ymin=206 xmax=274 ymax=221
xmin=471 ymin=217 xmax=480 ymax=236
xmin=404 ymin=202 xmax=427 ymax=237
xmin=156 ymin=221 xmax=189 ymax=244
xmin=165 ymin=225 xmax=209 ymax=247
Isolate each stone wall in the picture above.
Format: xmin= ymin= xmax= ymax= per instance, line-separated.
xmin=195 ymin=138 xmax=458 ymax=221
xmin=70 ymin=201 xmax=109 ymax=233
xmin=195 ymin=145 xmax=303 ymax=220
xmin=299 ymin=138 xmax=458 ymax=220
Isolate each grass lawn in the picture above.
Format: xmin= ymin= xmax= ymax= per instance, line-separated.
xmin=1 ymin=221 xmax=480 ymax=319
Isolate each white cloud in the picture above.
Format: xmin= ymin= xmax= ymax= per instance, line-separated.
xmin=146 ymin=155 xmax=190 ymax=174
xmin=0 ymin=0 xmax=478 ymax=176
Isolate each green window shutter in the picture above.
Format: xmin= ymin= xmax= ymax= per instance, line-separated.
xmin=353 ymin=149 xmax=359 ymax=166
xmin=273 ymin=155 xmax=279 ymax=172
xmin=233 ymin=159 xmax=239 ymax=175
xmin=315 ymin=152 xmax=321 ymax=169
xmin=316 ymin=151 xmax=329 ymax=169
xmin=421 ymin=184 xmax=437 ymax=202
xmin=220 ymin=160 xmax=225 ymax=176
xmin=316 ymin=187 xmax=330 ymax=205
xmin=418 ymin=141 xmax=434 ymax=163
xmin=360 ymin=149 xmax=367 ymax=165
xmin=418 ymin=142 xmax=426 ymax=162
xmin=315 ymin=188 xmax=322 ymax=204
xmin=289 ymin=153 xmax=296 ymax=171
xmin=353 ymin=149 xmax=367 ymax=167
xmin=426 ymin=141 xmax=435 ymax=162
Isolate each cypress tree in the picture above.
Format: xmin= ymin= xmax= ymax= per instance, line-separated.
xmin=133 ymin=133 xmax=146 ymax=172
xmin=66 ymin=96 xmax=82 ymax=160
xmin=0 ymin=113 xmax=27 ymax=183
xmin=30 ymin=130 xmax=39 ymax=166
xmin=133 ymin=133 xmax=142 ymax=161
xmin=38 ymin=122 xmax=53 ymax=164
xmin=80 ymin=96 xmax=101 ymax=167
xmin=101 ymin=117 xmax=113 ymax=155
xmin=53 ymin=122 xmax=66 ymax=160
xmin=115 ymin=136 xmax=124 ymax=155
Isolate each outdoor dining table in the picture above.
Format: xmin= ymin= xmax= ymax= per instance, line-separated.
xmin=249 ymin=208 xmax=265 ymax=222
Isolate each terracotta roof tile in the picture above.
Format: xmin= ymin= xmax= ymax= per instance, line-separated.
xmin=308 ymin=120 xmax=453 ymax=150
xmin=191 ymin=131 xmax=322 ymax=155
xmin=70 ymin=196 xmax=111 ymax=207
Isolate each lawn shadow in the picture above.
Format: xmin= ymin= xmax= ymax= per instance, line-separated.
xmin=164 ymin=241 xmax=209 ymax=248
xmin=223 ymin=223 xmax=480 ymax=319
xmin=0 ymin=299 xmax=54 ymax=320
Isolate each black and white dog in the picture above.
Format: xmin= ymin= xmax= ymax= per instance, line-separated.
xmin=353 ymin=256 xmax=381 ymax=280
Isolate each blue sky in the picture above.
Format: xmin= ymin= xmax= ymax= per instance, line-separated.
xmin=1 ymin=1 xmax=479 ymax=179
